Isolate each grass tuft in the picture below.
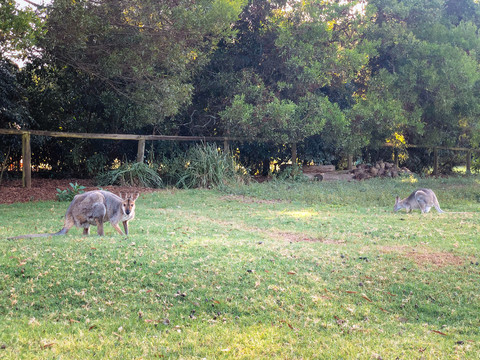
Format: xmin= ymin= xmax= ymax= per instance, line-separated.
xmin=96 ymin=162 xmax=163 ymax=188
xmin=162 ymin=143 xmax=248 ymax=189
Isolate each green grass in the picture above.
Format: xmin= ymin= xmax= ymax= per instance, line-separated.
xmin=1 ymin=176 xmax=480 ymax=359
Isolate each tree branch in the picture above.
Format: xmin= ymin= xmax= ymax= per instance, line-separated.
xmin=22 ymin=0 xmax=47 ymax=9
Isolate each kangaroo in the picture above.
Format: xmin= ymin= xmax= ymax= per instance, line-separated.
xmin=394 ymin=188 xmax=444 ymax=214
xmin=8 ymin=191 xmax=139 ymax=239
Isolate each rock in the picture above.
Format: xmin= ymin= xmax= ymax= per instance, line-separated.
xmin=355 ymin=171 xmax=370 ymax=180
xmin=350 ymin=161 xmax=412 ymax=180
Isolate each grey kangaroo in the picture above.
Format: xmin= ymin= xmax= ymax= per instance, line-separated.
xmin=9 ymin=190 xmax=139 ymax=239
xmin=394 ymin=188 xmax=444 ymax=214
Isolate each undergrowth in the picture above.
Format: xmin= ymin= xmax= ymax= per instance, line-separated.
xmin=96 ymin=162 xmax=163 ymax=188
xmin=55 ymin=182 xmax=86 ymax=202
xmin=161 ymin=143 xmax=248 ymax=189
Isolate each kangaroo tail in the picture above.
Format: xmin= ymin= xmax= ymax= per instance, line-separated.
xmin=8 ymin=227 xmax=69 ymax=240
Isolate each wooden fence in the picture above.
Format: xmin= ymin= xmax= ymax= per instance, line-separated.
xmin=0 ymin=129 xmax=238 ymax=188
xmin=0 ymin=128 xmax=479 ymax=188
xmin=383 ymin=142 xmax=479 ymax=176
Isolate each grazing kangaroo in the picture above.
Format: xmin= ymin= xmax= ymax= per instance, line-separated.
xmin=394 ymin=188 xmax=444 ymax=214
xmin=8 ymin=191 xmax=139 ymax=239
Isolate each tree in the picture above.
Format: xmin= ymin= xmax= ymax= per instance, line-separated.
xmin=352 ymin=0 xmax=480 ymax=154
xmin=217 ymin=0 xmax=373 ymax=163
xmin=0 ymin=0 xmax=44 ymax=61
xmin=41 ymin=0 xmax=246 ymax=128
xmin=0 ymin=60 xmax=33 ymax=129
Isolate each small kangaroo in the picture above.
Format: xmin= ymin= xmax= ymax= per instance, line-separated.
xmin=8 ymin=190 xmax=139 ymax=239
xmin=394 ymin=188 xmax=444 ymax=214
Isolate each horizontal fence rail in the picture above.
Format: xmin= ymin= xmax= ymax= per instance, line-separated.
xmin=1 ymin=128 xmax=478 ymax=188
xmin=382 ymin=142 xmax=480 ymax=152
xmin=0 ymin=128 xmax=242 ymax=142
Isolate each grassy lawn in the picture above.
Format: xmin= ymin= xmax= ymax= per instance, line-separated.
xmin=1 ymin=176 xmax=479 ymax=359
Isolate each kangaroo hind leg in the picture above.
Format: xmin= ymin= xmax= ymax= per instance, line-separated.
xmin=91 ymin=203 xmax=106 ymax=236
xmin=95 ymin=219 xmax=105 ymax=236
xmin=416 ymin=198 xmax=428 ymax=213
xmin=414 ymin=192 xmax=428 ymax=213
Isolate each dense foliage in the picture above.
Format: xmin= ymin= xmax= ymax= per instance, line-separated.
xmin=1 ymin=0 xmax=480 ymax=178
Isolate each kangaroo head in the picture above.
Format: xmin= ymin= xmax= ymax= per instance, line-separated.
xmin=393 ymin=196 xmax=401 ymax=212
xmin=120 ymin=193 xmax=140 ymax=215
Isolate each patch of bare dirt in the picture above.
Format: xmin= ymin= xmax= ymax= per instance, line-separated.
xmin=380 ymin=245 xmax=414 ymax=253
xmin=380 ymin=245 xmax=468 ymax=268
xmin=268 ymin=231 xmax=345 ymax=244
xmin=181 ymin=213 xmax=342 ymax=244
xmin=0 ymin=178 xmax=163 ymax=204
xmin=406 ymin=252 xmax=466 ymax=268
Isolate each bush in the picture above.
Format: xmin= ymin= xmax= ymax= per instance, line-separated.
xmin=96 ymin=162 xmax=163 ymax=188
xmin=56 ymin=182 xmax=86 ymax=202
xmin=471 ymin=154 xmax=480 ymax=173
xmin=273 ymin=165 xmax=309 ymax=182
xmin=161 ymin=143 xmax=248 ymax=189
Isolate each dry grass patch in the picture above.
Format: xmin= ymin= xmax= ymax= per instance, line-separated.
xmin=267 ymin=231 xmax=345 ymax=244
xmin=406 ymin=251 xmax=467 ymax=268
xmin=380 ymin=245 xmax=468 ymax=268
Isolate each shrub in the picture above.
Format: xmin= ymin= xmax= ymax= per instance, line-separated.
xmin=273 ymin=165 xmax=309 ymax=182
xmin=86 ymin=153 xmax=108 ymax=177
xmin=96 ymin=162 xmax=163 ymax=188
xmin=56 ymin=182 xmax=86 ymax=202
xmin=471 ymin=154 xmax=480 ymax=174
xmin=161 ymin=143 xmax=248 ymax=189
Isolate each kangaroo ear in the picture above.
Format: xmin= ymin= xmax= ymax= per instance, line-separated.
xmin=132 ymin=193 xmax=140 ymax=201
xmin=395 ymin=196 xmax=400 ymax=203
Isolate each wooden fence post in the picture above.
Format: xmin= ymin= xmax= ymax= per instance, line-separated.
xmin=433 ymin=147 xmax=439 ymax=176
xmin=347 ymin=154 xmax=353 ymax=171
xmin=393 ymin=148 xmax=399 ymax=169
xmin=466 ymin=150 xmax=471 ymax=175
xmin=224 ymin=139 xmax=230 ymax=153
xmin=136 ymin=138 xmax=145 ymax=163
xmin=22 ymin=132 xmax=31 ymax=188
